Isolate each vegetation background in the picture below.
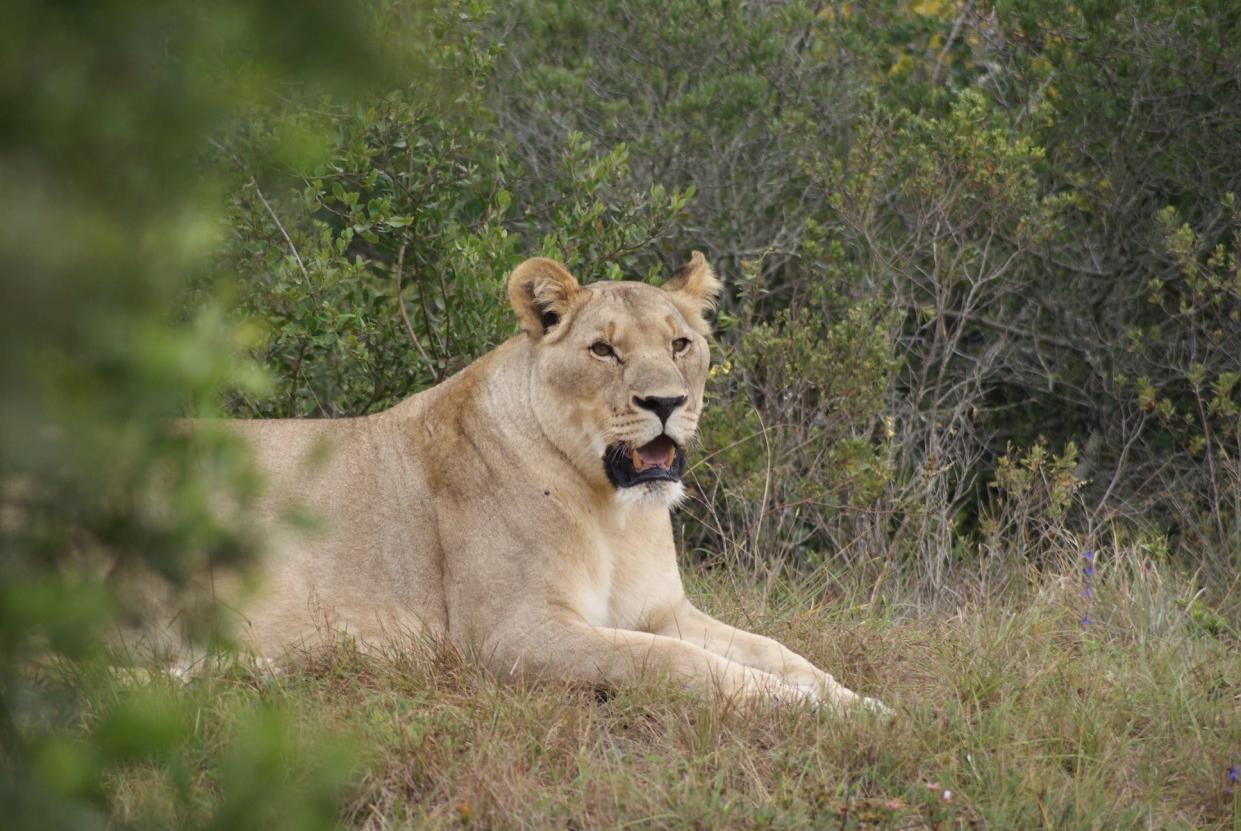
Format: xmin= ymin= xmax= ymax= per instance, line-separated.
xmin=2 ymin=0 xmax=1238 ymax=827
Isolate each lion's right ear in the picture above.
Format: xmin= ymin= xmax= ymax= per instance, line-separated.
xmin=662 ymin=251 xmax=721 ymax=334
xmin=508 ymin=257 xmax=582 ymax=339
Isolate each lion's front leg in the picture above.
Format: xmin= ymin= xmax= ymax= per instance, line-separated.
xmin=651 ymin=602 xmax=891 ymax=716
xmin=483 ymin=617 xmax=809 ymax=705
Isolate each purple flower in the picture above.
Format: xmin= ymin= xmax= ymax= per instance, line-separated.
xmin=1079 ymin=550 xmax=1096 ymax=628
xmin=1229 ymin=766 xmax=1238 ymax=784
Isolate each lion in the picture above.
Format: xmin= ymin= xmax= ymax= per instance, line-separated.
xmin=190 ymin=252 xmax=887 ymax=713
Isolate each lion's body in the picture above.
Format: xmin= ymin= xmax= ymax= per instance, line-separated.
xmin=225 ymin=337 xmax=682 ymax=661
xmin=179 ymin=254 xmax=886 ymax=713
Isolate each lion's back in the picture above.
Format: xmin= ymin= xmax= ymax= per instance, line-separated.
xmin=215 ymin=413 xmax=449 ymax=654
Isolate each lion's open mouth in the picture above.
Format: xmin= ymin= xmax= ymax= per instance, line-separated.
xmin=603 ymin=435 xmax=685 ymax=488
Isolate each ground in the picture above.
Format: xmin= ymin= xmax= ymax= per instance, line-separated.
xmin=108 ymin=559 xmax=1240 ymax=830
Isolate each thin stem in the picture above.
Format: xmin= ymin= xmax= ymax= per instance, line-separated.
xmin=393 ymin=243 xmax=441 ymax=383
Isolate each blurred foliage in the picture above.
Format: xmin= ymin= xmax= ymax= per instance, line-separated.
xmin=0 ymin=0 xmax=386 ymax=827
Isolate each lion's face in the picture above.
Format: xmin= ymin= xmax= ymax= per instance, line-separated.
xmin=537 ymin=281 xmax=710 ymax=501
xmin=509 ymin=254 xmax=721 ymax=507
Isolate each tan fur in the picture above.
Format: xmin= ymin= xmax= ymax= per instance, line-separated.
xmin=189 ymin=253 xmax=887 ymax=713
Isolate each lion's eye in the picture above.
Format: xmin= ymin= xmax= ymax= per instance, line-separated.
xmin=672 ymin=337 xmax=691 ymax=354
xmin=590 ymin=341 xmax=615 ymax=358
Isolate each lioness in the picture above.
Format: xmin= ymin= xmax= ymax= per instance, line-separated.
xmin=210 ymin=253 xmax=885 ymax=712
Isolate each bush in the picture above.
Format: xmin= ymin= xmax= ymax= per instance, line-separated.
xmin=687 ymin=264 xmax=897 ymax=573
xmin=481 ymin=0 xmax=1241 ymax=590
xmin=207 ymin=3 xmax=692 ymax=419
xmin=0 ymin=1 xmax=390 ymax=827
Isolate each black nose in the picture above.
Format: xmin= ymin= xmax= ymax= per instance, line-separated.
xmin=633 ymin=395 xmax=687 ymax=426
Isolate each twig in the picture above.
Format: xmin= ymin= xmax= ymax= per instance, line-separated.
xmin=248 ymin=176 xmax=318 ymax=304
xmin=393 ymin=244 xmax=440 ymax=383
xmin=930 ymin=1 xmax=975 ymax=90
xmin=936 ymin=308 xmax=1085 ymax=353
xmin=1093 ymin=411 xmax=1147 ymax=518
xmin=205 ymin=137 xmax=316 ymax=297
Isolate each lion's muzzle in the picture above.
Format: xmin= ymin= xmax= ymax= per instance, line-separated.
xmin=603 ymin=435 xmax=685 ymax=488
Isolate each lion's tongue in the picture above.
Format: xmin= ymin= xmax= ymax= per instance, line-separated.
xmin=632 ymin=436 xmax=676 ymax=472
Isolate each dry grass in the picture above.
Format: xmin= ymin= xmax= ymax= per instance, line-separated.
xmin=109 ymin=553 xmax=1241 ymax=830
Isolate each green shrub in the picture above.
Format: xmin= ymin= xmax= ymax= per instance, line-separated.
xmin=219 ymin=5 xmax=693 ymax=416
xmin=482 ymin=0 xmax=1241 ymax=588
xmin=0 ymin=1 xmax=394 ymax=827
xmin=687 ymin=264 xmax=898 ymax=572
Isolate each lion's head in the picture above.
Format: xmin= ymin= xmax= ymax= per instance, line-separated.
xmin=508 ymin=253 xmax=721 ymax=508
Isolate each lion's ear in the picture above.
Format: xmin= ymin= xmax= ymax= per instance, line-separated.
xmin=662 ymin=251 xmax=721 ymax=333
xmin=508 ymin=257 xmax=582 ymax=339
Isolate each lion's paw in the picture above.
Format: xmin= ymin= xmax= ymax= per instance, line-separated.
xmin=815 ymin=684 xmax=896 ymax=721
xmin=859 ymin=695 xmax=896 ymax=721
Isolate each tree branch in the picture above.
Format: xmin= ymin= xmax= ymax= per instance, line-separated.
xmin=393 ymin=243 xmax=440 ymax=383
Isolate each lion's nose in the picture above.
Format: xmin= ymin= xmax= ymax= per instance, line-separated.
xmin=633 ymin=395 xmax=687 ymax=426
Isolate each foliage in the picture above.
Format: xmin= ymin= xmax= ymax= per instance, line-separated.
xmin=0 ymin=1 xmax=386 ymax=828
xmin=977 ymin=0 xmax=1241 ymax=566
xmin=979 ymin=441 xmax=1085 ymax=580
xmin=218 ymin=4 xmax=693 ymax=417
xmin=479 ymin=0 xmax=1241 ymax=587
xmin=494 ymin=0 xmax=875 ymax=281
xmin=1131 ymin=202 xmax=1241 ymax=569
xmin=688 ymin=264 xmax=898 ymax=571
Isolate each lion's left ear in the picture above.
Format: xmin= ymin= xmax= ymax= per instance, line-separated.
xmin=662 ymin=251 xmax=721 ymax=334
xmin=508 ymin=257 xmax=582 ymax=339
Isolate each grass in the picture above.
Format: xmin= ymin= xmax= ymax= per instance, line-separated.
xmin=106 ymin=551 xmax=1240 ymax=830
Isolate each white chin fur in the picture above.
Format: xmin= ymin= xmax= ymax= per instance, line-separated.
xmin=614 ymin=480 xmax=686 ymax=511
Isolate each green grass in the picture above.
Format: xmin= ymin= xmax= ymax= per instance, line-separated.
xmin=106 ymin=556 xmax=1240 ymax=830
